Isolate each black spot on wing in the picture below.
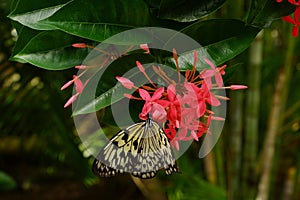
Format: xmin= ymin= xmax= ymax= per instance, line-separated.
xmin=133 ymin=140 xmax=138 ymax=150
xmin=121 ymin=132 xmax=129 ymax=141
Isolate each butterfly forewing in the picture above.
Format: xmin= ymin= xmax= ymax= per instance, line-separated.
xmin=92 ymin=119 xmax=179 ymax=179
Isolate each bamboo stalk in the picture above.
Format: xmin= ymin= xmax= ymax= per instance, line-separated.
xmin=215 ymin=139 xmax=225 ymax=187
xmin=241 ymin=30 xmax=263 ymax=200
xmin=256 ymin=26 xmax=296 ymax=200
xmin=281 ymin=167 xmax=296 ymax=200
xmin=228 ymin=85 xmax=244 ymax=200
xmin=222 ymin=1 xmax=245 ymax=198
xmin=204 ymin=149 xmax=217 ymax=185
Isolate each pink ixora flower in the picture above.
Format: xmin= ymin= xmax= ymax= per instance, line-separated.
xmin=115 ymin=47 xmax=247 ymax=149
xmin=138 ymin=87 xmax=166 ymax=121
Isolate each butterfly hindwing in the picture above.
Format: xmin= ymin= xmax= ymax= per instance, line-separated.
xmin=92 ymin=119 xmax=179 ymax=179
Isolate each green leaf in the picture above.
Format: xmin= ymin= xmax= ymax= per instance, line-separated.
xmin=174 ymin=19 xmax=260 ymax=67
xmin=10 ymin=0 xmax=152 ymax=42
xmin=0 ymin=171 xmax=17 ymax=191
xmin=158 ymin=0 xmax=226 ymax=22
xmin=246 ymin=0 xmax=296 ymax=28
xmin=8 ymin=0 xmax=72 ymax=30
xmin=41 ymin=0 xmax=154 ymax=42
xmin=11 ymin=29 xmax=90 ymax=70
xmin=9 ymin=0 xmax=188 ymax=42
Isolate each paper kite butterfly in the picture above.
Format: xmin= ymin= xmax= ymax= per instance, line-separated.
xmin=92 ymin=117 xmax=180 ymax=179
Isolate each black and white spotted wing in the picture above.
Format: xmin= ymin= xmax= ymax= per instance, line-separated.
xmin=92 ymin=118 xmax=180 ymax=179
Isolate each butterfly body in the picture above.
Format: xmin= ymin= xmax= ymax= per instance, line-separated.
xmin=92 ymin=118 xmax=179 ymax=179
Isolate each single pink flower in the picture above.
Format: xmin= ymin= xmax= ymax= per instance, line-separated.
xmin=139 ymin=87 xmax=164 ymax=119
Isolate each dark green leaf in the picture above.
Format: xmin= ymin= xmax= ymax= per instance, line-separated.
xmin=246 ymin=0 xmax=296 ymax=28
xmin=8 ymin=0 xmax=71 ymax=30
xmin=158 ymin=0 xmax=226 ymax=22
xmin=9 ymin=0 xmax=188 ymax=42
xmin=9 ymin=0 xmax=152 ymax=42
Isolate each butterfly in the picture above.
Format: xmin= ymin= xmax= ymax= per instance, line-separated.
xmin=92 ymin=117 xmax=180 ymax=179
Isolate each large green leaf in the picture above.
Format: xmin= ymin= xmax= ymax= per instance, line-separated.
xmin=8 ymin=0 xmax=71 ymax=30
xmin=157 ymin=0 xmax=226 ymax=22
xmin=10 ymin=28 xmax=90 ymax=70
xmin=9 ymin=0 xmax=189 ymax=42
xmin=246 ymin=0 xmax=296 ymax=28
xmin=40 ymin=0 xmax=153 ymax=42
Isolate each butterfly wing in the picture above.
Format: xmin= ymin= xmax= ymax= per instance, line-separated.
xmin=92 ymin=119 xmax=179 ymax=179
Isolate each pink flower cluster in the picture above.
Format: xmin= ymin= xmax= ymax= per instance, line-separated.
xmin=117 ymin=48 xmax=247 ymax=150
xmin=62 ymin=43 xmax=247 ymax=150
xmin=277 ymin=0 xmax=300 ymax=37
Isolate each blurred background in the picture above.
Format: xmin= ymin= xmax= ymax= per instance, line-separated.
xmin=1 ymin=0 xmax=300 ymax=200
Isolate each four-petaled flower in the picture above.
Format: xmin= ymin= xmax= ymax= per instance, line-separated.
xmin=277 ymin=0 xmax=300 ymax=37
xmin=139 ymin=87 xmax=166 ymax=121
xmin=283 ymin=6 xmax=300 ymax=37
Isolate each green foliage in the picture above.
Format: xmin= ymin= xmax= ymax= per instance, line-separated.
xmin=0 ymin=171 xmax=17 ymax=191
xmin=8 ymin=0 xmax=294 ymax=116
